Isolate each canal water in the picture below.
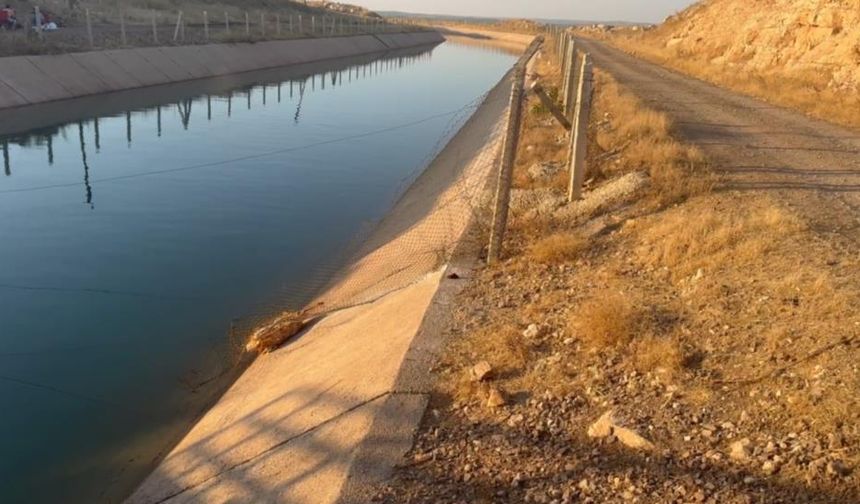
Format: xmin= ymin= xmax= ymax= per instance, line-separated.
xmin=0 ymin=41 xmax=516 ymax=503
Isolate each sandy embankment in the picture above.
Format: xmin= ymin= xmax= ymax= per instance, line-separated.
xmin=126 ymin=36 xmax=523 ymax=504
xmin=435 ymin=24 xmax=535 ymax=54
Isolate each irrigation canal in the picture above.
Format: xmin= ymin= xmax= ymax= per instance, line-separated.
xmin=0 ymin=41 xmax=516 ymax=503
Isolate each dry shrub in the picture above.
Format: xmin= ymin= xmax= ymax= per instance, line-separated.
xmin=571 ymin=292 xmax=637 ymax=349
xmin=468 ymin=325 xmax=531 ymax=371
xmin=633 ymin=335 xmax=684 ymax=376
xmin=528 ymin=232 xmax=587 ymax=264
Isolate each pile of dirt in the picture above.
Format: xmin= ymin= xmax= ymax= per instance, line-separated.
xmin=650 ymin=0 xmax=860 ymax=91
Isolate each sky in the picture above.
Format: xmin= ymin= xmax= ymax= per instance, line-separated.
xmin=353 ymin=0 xmax=699 ymax=24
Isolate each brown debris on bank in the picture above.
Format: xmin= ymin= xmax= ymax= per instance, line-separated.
xmin=372 ymin=38 xmax=860 ymax=504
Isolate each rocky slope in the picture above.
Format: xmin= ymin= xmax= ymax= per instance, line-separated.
xmin=655 ymin=0 xmax=860 ymax=91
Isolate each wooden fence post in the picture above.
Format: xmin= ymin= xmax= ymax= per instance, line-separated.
xmin=567 ymin=54 xmax=594 ymax=202
xmin=487 ymin=37 xmax=544 ymax=264
xmin=203 ymin=10 xmax=208 ymax=40
xmin=173 ymin=10 xmax=183 ymax=41
xmin=85 ymin=8 xmax=94 ymax=47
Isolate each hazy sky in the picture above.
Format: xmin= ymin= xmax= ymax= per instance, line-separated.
xmin=354 ymin=0 xmax=699 ymax=23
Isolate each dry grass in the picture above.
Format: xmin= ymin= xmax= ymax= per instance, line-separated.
xmin=638 ymin=203 xmax=805 ymax=279
xmin=632 ymin=335 xmax=684 ymax=375
xmin=528 ymin=232 xmax=587 ymax=264
xmin=590 ymin=71 xmax=712 ymax=207
xmin=570 ymin=292 xmax=637 ymax=349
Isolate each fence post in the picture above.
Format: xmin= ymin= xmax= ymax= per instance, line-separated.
xmin=288 ymin=15 xmax=293 ymax=34
xmin=152 ymin=12 xmax=158 ymax=44
xmin=85 ymin=8 xmax=94 ymax=47
xmin=173 ymin=11 xmax=183 ymax=41
xmin=276 ymin=14 xmax=280 ymax=36
xmin=203 ymin=10 xmax=208 ymax=40
xmin=260 ymin=12 xmax=265 ymax=37
xmin=34 ymin=5 xmax=43 ymax=38
xmin=567 ymin=54 xmax=594 ymax=202
xmin=245 ymin=11 xmax=249 ymax=37
xmin=311 ymin=15 xmax=315 ymax=34
xmin=225 ymin=11 xmax=230 ymax=35
xmin=298 ymin=14 xmax=302 ymax=34
xmin=487 ymin=37 xmax=543 ymax=264
xmin=120 ymin=7 xmax=127 ymax=45
xmin=563 ymin=41 xmax=577 ymax=117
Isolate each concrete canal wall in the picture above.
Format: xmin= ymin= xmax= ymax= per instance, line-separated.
xmin=0 ymin=32 xmax=443 ymax=110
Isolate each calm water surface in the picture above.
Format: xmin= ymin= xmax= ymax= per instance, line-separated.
xmin=0 ymin=42 xmax=516 ymax=503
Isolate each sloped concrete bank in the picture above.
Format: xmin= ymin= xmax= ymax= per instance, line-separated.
xmin=125 ymin=52 xmax=520 ymax=504
xmin=0 ymin=32 xmax=443 ymax=110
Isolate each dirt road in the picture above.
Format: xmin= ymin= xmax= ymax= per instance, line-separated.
xmin=578 ymin=38 xmax=860 ymax=250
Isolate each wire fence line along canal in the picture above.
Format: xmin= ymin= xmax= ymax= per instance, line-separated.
xmin=0 ymin=1 xmax=427 ymax=56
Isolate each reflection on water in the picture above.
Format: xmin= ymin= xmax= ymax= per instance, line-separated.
xmin=0 ymin=42 xmax=516 ymax=503
xmin=1 ymin=49 xmax=433 ymax=210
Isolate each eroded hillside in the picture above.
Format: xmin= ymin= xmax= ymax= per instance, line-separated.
xmin=603 ymin=0 xmax=860 ymax=127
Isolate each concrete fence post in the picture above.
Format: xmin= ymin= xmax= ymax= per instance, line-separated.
xmin=173 ymin=10 xmax=183 ymax=41
xmin=567 ymin=54 xmax=594 ymax=202
xmin=224 ymin=11 xmax=230 ymax=35
xmin=245 ymin=11 xmax=249 ymax=36
xmin=563 ymin=42 xmax=577 ymax=117
xmin=487 ymin=37 xmax=544 ymax=264
xmin=260 ymin=12 xmax=265 ymax=37
xmin=152 ymin=12 xmax=158 ymax=44
xmin=85 ymin=8 xmax=94 ymax=47
xmin=276 ymin=14 xmax=280 ymax=36
xmin=298 ymin=14 xmax=302 ymax=34
xmin=203 ymin=10 xmax=208 ymax=40
xmin=311 ymin=16 xmax=315 ymax=34
xmin=34 ymin=5 xmax=42 ymax=38
xmin=119 ymin=7 xmax=127 ymax=45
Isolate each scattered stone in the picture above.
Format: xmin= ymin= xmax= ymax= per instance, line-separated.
xmin=470 ymin=361 xmax=494 ymax=382
xmin=729 ymin=438 xmax=753 ymax=461
xmin=587 ymin=410 xmax=615 ymax=438
xmin=587 ymin=410 xmax=655 ymax=451
xmin=762 ymin=460 xmax=780 ymax=475
xmin=487 ymin=387 xmax=507 ymax=408
xmin=523 ymin=323 xmax=541 ymax=339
